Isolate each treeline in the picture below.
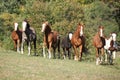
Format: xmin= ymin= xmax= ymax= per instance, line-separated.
xmin=0 ymin=0 xmax=120 ymax=54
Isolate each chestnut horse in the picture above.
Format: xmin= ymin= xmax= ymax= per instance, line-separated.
xmin=41 ymin=21 xmax=60 ymax=59
xmin=21 ymin=20 xmax=37 ymax=55
xmin=93 ymin=26 xmax=105 ymax=65
xmin=71 ymin=23 xmax=85 ymax=61
xmin=11 ymin=22 xmax=22 ymax=53
xmin=104 ymin=32 xmax=117 ymax=64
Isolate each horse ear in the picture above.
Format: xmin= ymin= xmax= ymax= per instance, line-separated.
xmin=78 ymin=23 xmax=81 ymax=25
xmin=99 ymin=26 xmax=104 ymax=29
xmin=45 ymin=21 xmax=49 ymax=24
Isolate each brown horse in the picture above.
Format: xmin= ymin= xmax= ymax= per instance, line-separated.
xmin=11 ymin=22 xmax=22 ymax=53
xmin=71 ymin=23 xmax=85 ymax=61
xmin=41 ymin=21 xmax=60 ymax=59
xmin=93 ymin=26 xmax=105 ymax=65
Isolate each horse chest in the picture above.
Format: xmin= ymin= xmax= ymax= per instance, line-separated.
xmin=44 ymin=34 xmax=55 ymax=43
xmin=71 ymin=37 xmax=82 ymax=46
xmin=11 ymin=31 xmax=19 ymax=40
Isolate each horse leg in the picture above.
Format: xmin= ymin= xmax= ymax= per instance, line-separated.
xmin=113 ymin=51 xmax=116 ymax=60
xmin=13 ymin=40 xmax=17 ymax=50
xmin=42 ymin=41 xmax=46 ymax=58
xmin=53 ymin=47 xmax=56 ymax=59
xmin=96 ymin=48 xmax=100 ymax=65
xmin=48 ymin=42 xmax=52 ymax=59
xmin=21 ymin=39 xmax=24 ymax=54
xmin=105 ymin=50 xmax=108 ymax=62
xmin=17 ymin=39 xmax=20 ymax=53
xmin=68 ymin=49 xmax=71 ymax=59
xmin=79 ymin=45 xmax=83 ymax=61
xmin=57 ymin=39 xmax=60 ymax=59
xmin=28 ymin=41 xmax=31 ymax=56
xmin=108 ymin=51 xmax=113 ymax=65
xmin=100 ymin=48 xmax=104 ymax=63
xmin=63 ymin=48 xmax=66 ymax=59
xmin=33 ymin=39 xmax=36 ymax=56
xmin=73 ymin=46 xmax=78 ymax=61
xmin=58 ymin=45 xmax=60 ymax=59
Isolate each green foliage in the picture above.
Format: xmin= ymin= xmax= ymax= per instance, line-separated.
xmin=0 ymin=0 xmax=120 ymax=54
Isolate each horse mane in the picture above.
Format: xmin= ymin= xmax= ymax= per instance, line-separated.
xmin=45 ymin=22 xmax=51 ymax=34
xmin=24 ymin=19 xmax=30 ymax=29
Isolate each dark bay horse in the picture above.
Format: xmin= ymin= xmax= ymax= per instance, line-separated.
xmin=41 ymin=21 xmax=60 ymax=59
xmin=104 ymin=32 xmax=117 ymax=64
xmin=61 ymin=32 xmax=73 ymax=59
xmin=71 ymin=23 xmax=85 ymax=61
xmin=21 ymin=20 xmax=37 ymax=55
xmin=93 ymin=26 xmax=105 ymax=65
xmin=11 ymin=22 xmax=22 ymax=53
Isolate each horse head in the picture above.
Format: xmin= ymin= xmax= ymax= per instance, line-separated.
xmin=68 ymin=32 xmax=73 ymax=40
xmin=41 ymin=21 xmax=51 ymax=33
xmin=22 ymin=20 xmax=27 ymax=31
xmin=98 ymin=26 xmax=104 ymax=37
xmin=14 ymin=22 xmax=18 ymax=31
xmin=76 ymin=23 xmax=84 ymax=37
xmin=110 ymin=32 xmax=117 ymax=42
xmin=22 ymin=19 xmax=30 ymax=32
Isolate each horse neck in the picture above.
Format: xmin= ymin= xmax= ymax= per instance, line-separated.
xmin=45 ymin=26 xmax=51 ymax=36
xmin=74 ymin=29 xmax=81 ymax=38
xmin=110 ymin=40 xmax=114 ymax=47
xmin=16 ymin=28 xmax=20 ymax=33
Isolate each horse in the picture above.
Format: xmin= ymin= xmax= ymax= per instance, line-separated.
xmin=11 ymin=22 xmax=22 ymax=53
xmin=61 ymin=32 xmax=73 ymax=59
xmin=93 ymin=26 xmax=105 ymax=65
xmin=21 ymin=19 xmax=37 ymax=56
xmin=71 ymin=23 xmax=85 ymax=61
xmin=104 ymin=32 xmax=117 ymax=64
xmin=41 ymin=21 xmax=60 ymax=59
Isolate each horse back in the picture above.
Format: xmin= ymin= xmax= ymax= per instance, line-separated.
xmin=45 ymin=31 xmax=59 ymax=43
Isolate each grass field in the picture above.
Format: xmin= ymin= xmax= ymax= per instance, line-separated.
xmin=0 ymin=48 xmax=120 ymax=80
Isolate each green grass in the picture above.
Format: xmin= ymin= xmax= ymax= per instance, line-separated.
xmin=0 ymin=48 xmax=120 ymax=80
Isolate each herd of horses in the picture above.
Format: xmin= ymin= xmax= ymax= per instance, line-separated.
xmin=11 ymin=20 xmax=118 ymax=65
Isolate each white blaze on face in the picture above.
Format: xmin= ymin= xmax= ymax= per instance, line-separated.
xmin=41 ymin=23 xmax=46 ymax=32
xmin=68 ymin=33 xmax=73 ymax=40
xmin=80 ymin=26 xmax=83 ymax=36
xmin=22 ymin=21 xmax=27 ymax=31
xmin=14 ymin=23 xmax=18 ymax=31
xmin=111 ymin=33 xmax=116 ymax=41
xmin=100 ymin=28 xmax=103 ymax=37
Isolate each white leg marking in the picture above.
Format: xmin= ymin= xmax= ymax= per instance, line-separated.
xmin=105 ymin=52 xmax=108 ymax=62
xmin=21 ymin=41 xmax=24 ymax=54
xmin=28 ymin=42 xmax=31 ymax=56
xmin=96 ymin=58 xmax=100 ymax=65
xmin=48 ymin=49 xmax=51 ymax=59
xmin=113 ymin=51 xmax=116 ymax=59
xmin=43 ymin=46 xmax=46 ymax=58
